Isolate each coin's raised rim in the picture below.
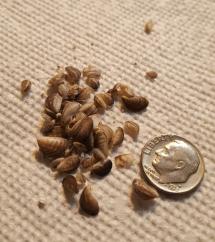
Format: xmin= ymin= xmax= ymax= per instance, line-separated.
xmin=141 ymin=135 xmax=205 ymax=194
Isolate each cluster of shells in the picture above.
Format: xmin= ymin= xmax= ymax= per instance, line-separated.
xmin=37 ymin=65 xmax=155 ymax=216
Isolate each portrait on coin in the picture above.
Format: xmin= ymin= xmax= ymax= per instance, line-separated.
xmin=152 ymin=140 xmax=200 ymax=183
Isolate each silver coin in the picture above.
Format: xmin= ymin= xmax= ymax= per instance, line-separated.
xmin=141 ymin=135 xmax=205 ymax=194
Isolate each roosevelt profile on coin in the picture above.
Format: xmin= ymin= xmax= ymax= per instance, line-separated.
xmin=152 ymin=140 xmax=200 ymax=184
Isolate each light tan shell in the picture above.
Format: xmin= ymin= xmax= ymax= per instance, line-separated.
xmin=94 ymin=93 xmax=113 ymax=109
xmin=62 ymin=175 xmax=78 ymax=194
xmin=20 ymin=80 xmax=31 ymax=94
xmin=46 ymin=92 xmax=63 ymax=113
xmin=48 ymin=68 xmax=65 ymax=86
xmin=111 ymin=83 xmax=134 ymax=98
xmin=124 ymin=121 xmax=139 ymax=139
xmin=47 ymin=125 xmax=64 ymax=137
xmin=79 ymin=186 xmax=99 ymax=216
xmin=83 ymin=65 xmax=101 ymax=79
xmin=144 ymin=20 xmax=153 ymax=34
xmin=61 ymin=101 xmax=80 ymax=126
xmin=112 ymin=127 xmax=124 ymax=148
xmin=58 ymin=82 xmax=80 ymax=100
xmin=79 ymin=103 xmax=98 ymax=116
xmin=66 ymin=116 xmax=93 ymax=141
xmin=121 ymin=96 xmax=148 ymax=112
xmin=90 ymin=159 xmax=112 ymax=177
xmin=37 ymin=136 xmax=68 ymax=155
xmin=132 ymin=178 xmax=159 ymax=199
xmin=81 ymin=157 xmax=97 ymax=169
xmin=145 ymin=71 xmax=157 ymax=80
xmin=65 ymin=66 xmax=81 ymax=84
xmin=76 ymin=172 xmax=86 ymax=189
xmin=115 ymin=153 xmax=135 ymax=168
xmin=53 ymin=154 xmax=80 ymax=172
xmin=98 ymin=122 xmax=113 ymax=147
xmin=94 ymin=128 xmax=109 ymax=157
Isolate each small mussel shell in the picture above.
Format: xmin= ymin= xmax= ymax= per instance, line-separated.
xmin=62 ymin=175 xmax=78 ymax=194
xmin=79 ymin=186 xmax=99 ymax=216
xmin=121 ymin=96 xmax=148 ymax=112
xmin=124 ymin=121 xmax=139 ymax=139
xmin=112 ymin=127 xmax=124 ymax=148
xmin=48 ymin=69 xmax=65 ymax=86
xmin=115 ymin=153 xmax=134 ymax=168
xmin=45 ymin=92 xmax=63 ymax=113
xmin=132 ymin=178 xmax=159 ymax=199
xmin=67 ymin=116 xmax=93 ymax=141
xmin=81 ymin=157 xmax=96 ymax=169
xmin=54 ymin=154 xmax=80 ymax=172
xmin=76 ymin=87 xmax=92 ymax=103
xmin=20 ymin=80 xmax=31 ymax=94
xmin=40 ymin=114 xmax=55 ymax=134
xmin=94 ymin=93 xmax=113 ymax=109
xmin=37 ymin=136 xmax=68 ymax=155
xmin=83 ymin=65 xmax=101 ymax=79
xmin=65 ymin=66 xmax=81 ymax=84
xmin=91 ymin=159 xmax=112 ymax=177
xmin=76 ymin=172 xmax=86 ymax=189
xmin=61 ymin=101 xmax=80 ymax=126
xmin=109 ymin=83 xmax=134 ymax=99
xmin=98 ymin=122 xmax=113 ymax=147
xmin=79 ymin=103 xmax=98 ymax=116
xmin=86 ymin=77 xmax=100 ymax=90
xmin=73 ymin=142 xmax=87 ymax=154
xmin=94 ymin=128 xmax=109 ymax=157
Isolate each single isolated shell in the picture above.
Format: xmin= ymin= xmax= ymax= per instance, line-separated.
xmin=112 ymin=127 xmax=124 ymax=148
xmin=83 ymin=65 xmax=101 ymax=79
xmin=76 ymin=87 xmax=92 ymax=103
xmin=98 ymin=122 xmax=113 ymax=146
xmin=62 ymin=175 xmax=78 ymax=195
xmin=45 ymin=92 xmax=63 ymax=113
xmin=91 ymin=159 xmax=112 ymax=177
xmin=65 ymin=66 xmax=81 ymax=84
xmin=48 ymin=67 xmax=65 ymax=86
xmin=121 ymin=96 xmax=148 ymax=112
xmin=94 ymin=128 xmax=109 ymax=157
xmin=124 ymin=121 xmax=139 ymax=139
xmin=76 ymin=172 xmax=86 ymax=189
xmin=37 ymin=136 xmax=68 ymax=155
xmin=144 ymin=20 xmax=153 ymax=34
xmin=132 ymin=178 xmax=159 ymax=199
xmin=20 ymin=80 xmax=31 ymax=94
xmin=79 ymin=103 xmax=98 ymax=116
xmin=53 ymin=154 xmax=80 ymax=172
xmin=145 ymin=71 xmax=158 ymax=80
xmin=94 ymin=93 xmax=113 ymax=109
xmin=40 ymin=114 xmax=55 ymax=134
xmin=110 ymin=83 xmax=134 ymax=98
xmin=79 ymin=186 xmax=99 ymax=216
xmin=66 ymin=116 xmax=93 ymax=141
xmin=61 ymin=101 xmax=80 ymax=126
xmin=115 ymin=153 xmax=134 ymax=168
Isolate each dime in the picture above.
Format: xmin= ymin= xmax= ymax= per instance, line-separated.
xmin=141 ymin=135 xmax=205 ymax=193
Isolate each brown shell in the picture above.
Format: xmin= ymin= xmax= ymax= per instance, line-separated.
xmin=67 ymin=116 xmax=93 ymax=141
xmin=124 ymin=121 xmax=139 ymax=139
xmin=61 ymin=101 xmax=80 ymax=126
xmin=98 ymin=122 xmax=113 ymax=146
xmin=40 ymin=114 xmax=55 ymax=134
xmin=79 ymin=186 xmax=99 ymax=216
xmin=76 ymin=172 xmax=86 ymax=189
xmin=79 ymin=103 xmax=98 ymax=116
xmin=65 ymin=66 xmax=81 ymax=84
xmin=144 ymin=20 xmax=153 ymax=34
xmin=54 ymin=154 xmax=80 ymax=172
xmin=91 ymin=159 xmax=112 ymax=177
xmin=145 ymin=71 xmax=158 ymax=80
xmin=94 ymin=128 xmax=109 ymax=157
xmin=112 ymin=127 xmax=124 ymax=148
xmin=132 ymin=178 xmax=159 ymax=199
xmin=62 ymin=175 xmax=78 ymax=194
xmin=86 ymin=77 xmax=100 ymax=90
xmin=115 ymin=154 xmax=134 ymax=169
xmin=37 ymin=136 xmax=68 ymax=155
xmin=94 ymin=93 xmax=113 ymax=109
xmin=76 ymin=87 xmax=92 ymax=103
xmin=111 ymin=83 xmax=134 ymax=98
xmin=20 ymin=80 xmax=31 ymax=94
xmin=47 ymin=125 xmax=64 ymax=137
xmin=83 ymin=65 xmax=101 ymax=79
xmin=45 ymin=92 xmax=63 ymax=113
xmin=121 ymin=96 xmax=148 ymax=112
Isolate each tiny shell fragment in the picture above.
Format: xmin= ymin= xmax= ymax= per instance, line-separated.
xmin=20 ymin=80 xmax=31 ymax=94
xmin=115 ymin=154 xmax=134 ymax=168
xmin=145 ymin=71 xmax=158 ymax=80
xmin=76 ymin=172 xmax=86 ymax=189
xmin=132 ymin=178 xmax=159 ymax=199
xmin=94 ymin=128 xmax=109 ymax=157
xmin=79 ymin=186 xmax=99 ymax=216
xmin=124 ymin=121 xmax=139 ymax=139
xmin=144 ymin=20 xmax=153 ymax=34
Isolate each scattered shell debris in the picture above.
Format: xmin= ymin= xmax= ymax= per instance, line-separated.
xmin=35 ymin=65 xmax=151 ymax=216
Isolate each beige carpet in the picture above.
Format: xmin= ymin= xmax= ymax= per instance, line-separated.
xmin=0 ymin=0 xmax=215 ymax=241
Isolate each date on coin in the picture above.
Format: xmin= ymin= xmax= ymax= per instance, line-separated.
xmin=141 ymin=135 xmax=205 ymax=194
